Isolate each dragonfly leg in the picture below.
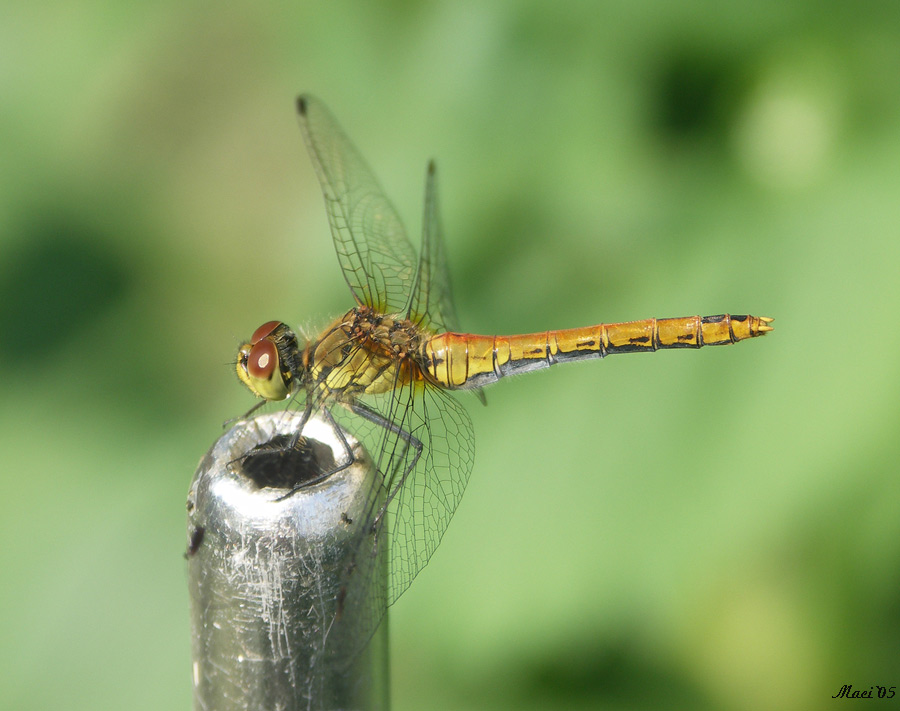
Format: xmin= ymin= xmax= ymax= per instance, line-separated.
xmin=226 ymin=400 xmax=322 ymax=483
xmin=221 ymin=399 xmax=266 ymax=429
xmin=283 ymin=397 xmax=313 ymax=450
xmin=348 ymin=400 xmax=423 ymax=551
xmin=271 ymin=405 xmax=361 ymax=500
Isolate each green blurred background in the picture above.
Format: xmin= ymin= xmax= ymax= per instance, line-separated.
xmin=3 ymin=2 xmax=899 ymax=709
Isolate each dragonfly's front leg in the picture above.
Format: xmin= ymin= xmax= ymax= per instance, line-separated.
xmin=221 ymin=399 xmax=267 ymax=430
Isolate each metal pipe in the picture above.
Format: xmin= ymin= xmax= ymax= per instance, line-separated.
xmin=187 ymin=411 xmax=389 ymax=711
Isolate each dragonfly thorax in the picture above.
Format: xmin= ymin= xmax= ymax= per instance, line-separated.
xmin=307 ymin=307 xmax=424 ymax=399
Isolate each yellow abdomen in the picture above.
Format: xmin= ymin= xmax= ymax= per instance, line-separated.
xmin=420 ymin=314 xmax=773 ymax=390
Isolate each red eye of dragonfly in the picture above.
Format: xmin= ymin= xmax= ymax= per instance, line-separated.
xmin=251 ymin=321 xmax=282 ymax=345
xmin=248 ymin=339 xmax=277 ymax=379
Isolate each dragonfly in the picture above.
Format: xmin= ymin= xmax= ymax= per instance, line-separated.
xmin=235 ymin=94 xmax=772 ymax=653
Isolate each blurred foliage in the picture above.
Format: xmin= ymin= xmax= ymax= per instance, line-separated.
xmin=2 ymin=1 xmax=900 ymax=710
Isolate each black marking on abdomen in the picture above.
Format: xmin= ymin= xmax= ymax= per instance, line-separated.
xmin=608 ymin=342 xmax=653 ymax=353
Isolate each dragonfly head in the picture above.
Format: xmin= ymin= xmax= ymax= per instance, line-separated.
xmin=236 ymin=321 xmax=301 ymax=401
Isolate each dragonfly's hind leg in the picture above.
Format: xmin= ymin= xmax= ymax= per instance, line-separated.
xmin=348 ymin=400 xmax=423 ymax=552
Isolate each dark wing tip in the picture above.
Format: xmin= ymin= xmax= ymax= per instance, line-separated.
xmin=296 ymin=95 xmax=309 ymax=116
xmin=427 ymin=159 xmax=436 ymax=176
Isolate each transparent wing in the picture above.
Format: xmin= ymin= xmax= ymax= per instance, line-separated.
xmin=408 ymin=162 xmax=487 ymax=403
xmin=378 ymin=381 xmax=474 ymax=602
xmin=327 ymin=373 xmax=475 ymax=652
xmin=294 ymin=97 xmax=477 ymax=657
xmin=296 ymin=95 xmax=417 ymax=314
xmin=407 ymin=161 xmax=461 ymax=333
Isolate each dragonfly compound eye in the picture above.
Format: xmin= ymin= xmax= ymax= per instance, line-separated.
xmin=248 ymin=339 xmax=278 ymax=380
xmin=235 ymin=337 xmax=290 ymax=401
xmin=251 ymin=320 xmax=283 ymax=345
